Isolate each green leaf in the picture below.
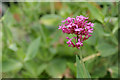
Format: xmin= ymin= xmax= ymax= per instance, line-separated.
xmin=96 ymin=42 xmax=117 ymax=57
xmin=59 ymin=7 xmax=72 ymax=18
xmin=24 ymin=37 xmax=41 ymax=61
xmin=81 ymin=43 xmax=96 ymax=56
xmin=109 ymin=66 xmax=118 ymax=78
xmin=38 ymin=47 xmax=55 ymax=62
xmin=2 ymin=9 xmax=16 ymax=27
xmin=94 ymin=23 xmax=105 ymax=37
xmin=2 ymin=59 xmax=22 ymax=72
xmin=86 ymin=3 xmax=104 ymax=24
xmin=85 ymin=29 xmax=97 ymax=46
xmin=16 ymin=48 xmax=25 ymax=61
xmin=8 ymin=43 xmax=18 ymax=51
xmin=3 ymin=23 xmax=13 ymax=43
xmin=45 ymin=59 xmax=67 ymax=78
xmin=67 ymin=62 xmax=76 ymax=77
xmin=112 ymin=20 xmax=118 ymax=34
xmin=40 ymin=14 xmax=61 ymax=27
xmin=37 ymin=64 xmax=47 ymax=76
xmin=24 ymin=61 xmax=47 ymax=77
xmin=24 ymin=61 xmax=38 ymax=77
xmin=85 ymin=58 xmax=96 ymax=73
xmin=76 ymin=55 xmax=91 ymax=78
xmin=91 ymin=65 xmax=107 ymax=78
xmin=57 ymin=45 xmax=75 ymax=56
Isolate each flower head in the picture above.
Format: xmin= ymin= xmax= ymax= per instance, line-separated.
xmin=58 ymin=15 xmax=94 ymax=49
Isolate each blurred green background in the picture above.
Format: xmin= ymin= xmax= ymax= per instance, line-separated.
xmin=1 ymin=2 xmax=119 ymax=78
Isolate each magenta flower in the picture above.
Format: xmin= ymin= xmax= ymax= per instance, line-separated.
xmin=58 ymin=15 xmax=94 ymax=49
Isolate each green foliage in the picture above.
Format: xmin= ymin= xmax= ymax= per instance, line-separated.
xmin=2 ymin=59 xmax=22 ymax=72
xmin=86 ymin=3 xmax=105 ymax=24
xmin=110 ymin=66 xmax=118 ymax=78
xmin=24 ymin=37 xmax=41 ymax=61
xmin=45 ymin=59 xmax=67 ymax=78
xmin=96 ymin=42 xmax=117 ymax=57
xmin=40 ymin=14 xmax=62 ymax=27
xmin=2 ymin=2 xmax=118 ymax=78
xmin=76 ymin=55 xmax=91 ymax=78
xmin=67 ymin=62 xmax=76 ymax=77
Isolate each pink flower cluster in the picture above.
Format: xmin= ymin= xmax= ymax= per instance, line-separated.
xmin=58 ymin=15 xmax=94 ymax=49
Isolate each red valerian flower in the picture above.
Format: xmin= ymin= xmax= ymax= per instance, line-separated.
xmin=58 ymin=15 xmax=94 ymax=49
